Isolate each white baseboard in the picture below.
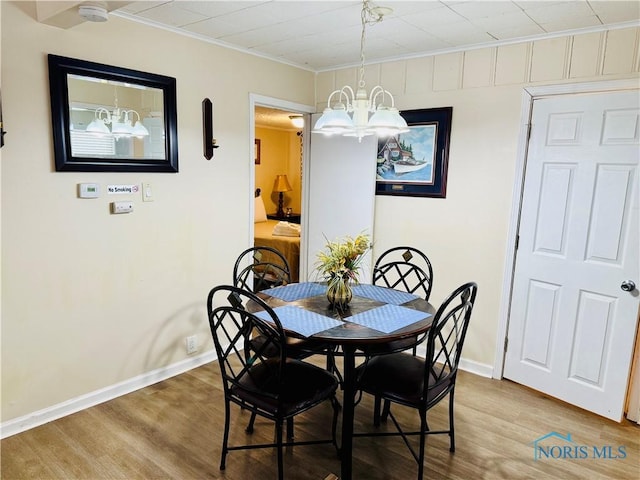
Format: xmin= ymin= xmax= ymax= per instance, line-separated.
xmin=2 ymin=347 xmax=494 ymax=439
xmin=414 ymin=344 xmax=493 ymax=378
xmin=0 ymin=350 xmax=217 ymax=439
xmin=458 ymin=357 xmax=494 ymax=378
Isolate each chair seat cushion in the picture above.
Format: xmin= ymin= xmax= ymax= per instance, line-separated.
xmin=355 ymin=353 xmax=450 ymax=407
xmin=358 ymin=335 xmax=418 ymax=356
xmin=250 ymin=334 xmax=331 ymax=359
xmin=232 ymin=359 xmax=338 ymax=416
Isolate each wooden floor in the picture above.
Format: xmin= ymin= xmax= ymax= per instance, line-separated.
xmin=2 ymin=356 xmax=639 ymax=480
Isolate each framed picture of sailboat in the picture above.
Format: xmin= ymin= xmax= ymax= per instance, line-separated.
xmin=375 ymin=107 xmax=452 ymax=198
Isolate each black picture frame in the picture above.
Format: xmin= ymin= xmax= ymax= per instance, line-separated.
xmin=48 ymin=54 xmax=178 ymax=172
xmin=375 ymin=107 xmax=452 ymax=198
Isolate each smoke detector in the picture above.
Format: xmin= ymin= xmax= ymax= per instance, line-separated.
xmin=78 ymin=3 xmax=108 ymax=22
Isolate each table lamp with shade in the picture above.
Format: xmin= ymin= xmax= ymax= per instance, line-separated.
xmin=274 ymin=174 xmax=293 ymax=218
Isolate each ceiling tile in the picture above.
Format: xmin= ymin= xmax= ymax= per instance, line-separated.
xmin=448 ymin=1 xmax=523 ymax=19
xmin=470 ymin=10 xmax=540 ymax=31
xmin=174 ymin=1 xmax=267 ymax=18
xmin=113 ymin=0 xmax=640 ymax=71
xmin=131 ymin=2 xmax=209 ymax=27
xmin=540 ymin=16 xmax=602 ymax=33
xmin=590 ymin=1 xmax=640 ymax=23
xmin=522 ymin=1 xmax=596 ymax=24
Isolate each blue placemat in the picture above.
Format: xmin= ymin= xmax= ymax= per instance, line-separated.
xmin=346 ymin=304 xmax=431 ymax=334
xmin=255 ymin=305 xmax=343 ymax=337
xmin=261 ymin=282 xmax=326 ymax=302
xmin=351 ymin=284 xmax=419 ymax=305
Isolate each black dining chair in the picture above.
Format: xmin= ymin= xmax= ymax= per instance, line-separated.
xmin=207 ymin=284 xmax=340 ymax=480
xmin=233 ymin=246 xmax=292 ymax=293
xmin=232 ymin=246 xmax=337 ymax=438
xmin=372 ymin=246 xmax=434 ymax=300
xmin=362 ymin=246 xmax=434 ymax=357
xmin=353 ymin=282 xmax=478 ymax=480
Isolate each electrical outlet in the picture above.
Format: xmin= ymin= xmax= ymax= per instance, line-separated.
xmin=186 ymin=335 xmax=198 ymax=355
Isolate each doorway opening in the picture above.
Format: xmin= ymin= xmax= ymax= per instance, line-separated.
xmin=249 ymin=94 xmax=314 ymax=281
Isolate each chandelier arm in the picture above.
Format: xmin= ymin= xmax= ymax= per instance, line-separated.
xmin=370 ymin=87 xmax=397 ymax=109
xmin=94 ymin=107 xmax=112 ymax=124
xmin=326 ymin=90 xmax=340 ymax=108
xmin=340 ymin=85 xmax=356 ymax=107
xmin=368 ymin=86 xmax=385 ymax=109
xmin=124 ymin=110 xmax=141 ymax=123
xmin=326 ymin=89 xmax=343 ymax=108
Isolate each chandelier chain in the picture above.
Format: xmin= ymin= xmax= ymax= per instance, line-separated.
xmin=359 ymin=0 xmax=385 ymax=90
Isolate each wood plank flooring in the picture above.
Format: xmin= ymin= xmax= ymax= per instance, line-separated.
xmin=2 ymin=356 xmax=639 ymax=479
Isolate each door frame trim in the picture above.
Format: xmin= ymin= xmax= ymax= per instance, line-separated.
xmin=493 ymin=78 xmax=640 ymax=379
xmin=249 ymin=94 xmax=315 ymax=279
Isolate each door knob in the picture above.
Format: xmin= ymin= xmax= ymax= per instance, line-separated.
xmin=621 ymin=280 xmax=636 ymax=292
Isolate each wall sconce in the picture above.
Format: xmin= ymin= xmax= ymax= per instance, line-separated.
xmin=0 ymin=89 xmax=5 ymax=148
xmin=274 ymin=174 xmax=292 ymax=218
xmin=202 ymin=98 xmax=219 ymax=160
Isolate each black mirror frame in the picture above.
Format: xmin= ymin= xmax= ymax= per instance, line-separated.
xmin=48 ymin=54 xmax=179 ymax=172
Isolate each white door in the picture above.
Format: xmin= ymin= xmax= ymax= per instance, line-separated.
xmin=301 ymin=117 xmax=377 ymax=282
xmin=504 ymin=90 xmax=640 ymax=421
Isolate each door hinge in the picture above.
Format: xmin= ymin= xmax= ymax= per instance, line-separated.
xmin=515 ymin=235 xmax=520 ymax=251
xmin=504 ymin=336 xmax=509 ymax=353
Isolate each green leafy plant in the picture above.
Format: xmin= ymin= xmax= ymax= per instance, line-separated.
xmin=316 ymin=233 xmax=371 ymax=287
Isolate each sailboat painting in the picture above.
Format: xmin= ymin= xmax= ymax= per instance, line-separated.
xmin=375 ymin=107 xmax=452 ymax=198
xmin=376 ymin=124 xmax=436 ymax=184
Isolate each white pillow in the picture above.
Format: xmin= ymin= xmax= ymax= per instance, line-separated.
xmin=254 ymin=194 xmax=267 ymax=222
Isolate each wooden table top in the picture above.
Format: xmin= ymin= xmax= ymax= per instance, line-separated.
xmin=254 ymin=282 xmax=436 ymax=346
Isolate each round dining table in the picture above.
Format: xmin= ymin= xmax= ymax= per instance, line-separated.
xmin=252 ymin=282 xmax=435 ymax=480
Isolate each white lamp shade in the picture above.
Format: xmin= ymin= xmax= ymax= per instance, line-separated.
xmin=111 ymin=121 xmax=132 ymax=135
xmin=132 ymin=121 xmax=150 ymax=137
xmin=86 ymin=118 xmax=110 ymax=134
xmin=368 ymin=106 xmax=409 ymax=136
xmin=313 ymin=105 xmax=355 ymax=134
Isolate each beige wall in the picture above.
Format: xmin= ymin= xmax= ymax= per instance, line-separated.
xmin=1 ymin=1 xmax=314 ymax=424
xmin=317 ymin=27 xmax=640 ymax=369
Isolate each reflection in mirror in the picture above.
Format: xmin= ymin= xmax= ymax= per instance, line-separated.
xmin=68 ymin=75 xmax=165 ymax=160
xmin=48 ymin=54 xmax=178 ymax=172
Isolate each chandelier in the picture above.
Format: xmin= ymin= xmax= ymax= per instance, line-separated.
xmin=86 ymin=90 xmax=149 ymax=139
xmin=312 ymin=0 xmax=409 ymax=142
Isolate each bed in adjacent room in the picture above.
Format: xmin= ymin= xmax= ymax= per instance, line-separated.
xmin=254 ymin=189 xmax=300 ymax=282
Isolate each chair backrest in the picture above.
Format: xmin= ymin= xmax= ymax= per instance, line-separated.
xmin=233 ymin=246 xmax=292 ymax=293
xmin=372 ymin=246 xmax=434 ymax=300
xmin=207 ymin=284 xmax=287 ymax=400
xmin=423 ymin=282 xmax=478 ymax=405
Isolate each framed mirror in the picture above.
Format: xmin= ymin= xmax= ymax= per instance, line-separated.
xmin=48 ymin=54 xmax=178 ymax=172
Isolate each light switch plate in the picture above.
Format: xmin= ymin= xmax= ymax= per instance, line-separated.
xmin=142 ymin=183 xmax=153 ymax=202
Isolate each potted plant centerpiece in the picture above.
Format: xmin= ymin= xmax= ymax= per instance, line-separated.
xmin=316 ymin=233 xmax=371 ymax=311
